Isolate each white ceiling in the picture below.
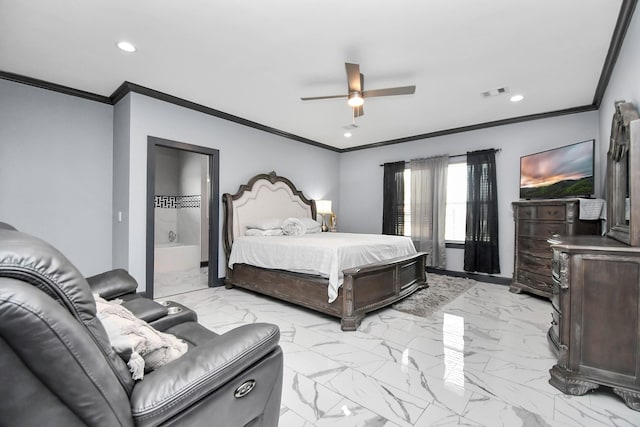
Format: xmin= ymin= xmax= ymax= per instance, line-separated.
xmin=0 ymin=0 xmax=628 ymax=150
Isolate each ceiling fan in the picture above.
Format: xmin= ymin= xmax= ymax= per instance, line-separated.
xmin=301 ymin=63 xmax=416 ymax=118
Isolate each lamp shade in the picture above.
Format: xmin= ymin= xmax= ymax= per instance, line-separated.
xmin=316 ymin=200 xmax=332 ymax=214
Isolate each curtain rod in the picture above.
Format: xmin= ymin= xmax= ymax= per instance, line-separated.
xmin=379 ymin=148 xmax=501 ymax=167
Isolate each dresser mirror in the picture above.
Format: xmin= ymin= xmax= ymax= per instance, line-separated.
xmin=607 ymin=113 xmax=640 ymax=246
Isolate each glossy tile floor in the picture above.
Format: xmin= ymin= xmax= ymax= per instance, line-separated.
xmin=158 ymin=275 xmax=640 ymax=426
xmin=154 ymin=267 xmax=208 ymax=298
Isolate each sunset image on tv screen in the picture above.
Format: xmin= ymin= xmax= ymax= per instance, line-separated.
xmin=520 ymin=140 xmax=593 ymax=199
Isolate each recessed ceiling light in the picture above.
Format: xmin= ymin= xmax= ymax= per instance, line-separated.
xmin=117 ymin=41 xmax=136 ymax=53
xmin=510 ymin=94 xmax=524 ymax=103
xmin=344 ymin=132 xmax=352 ymax=138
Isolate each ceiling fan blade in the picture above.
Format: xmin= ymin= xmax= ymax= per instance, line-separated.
xmin=300 ymin=94 xmax=347 ymax=101
xmin=354 ymin=105 xmax=364 ymax=117
xmin=345 ymin=63 xmax=361 ymax=92
xmin=363 ymin=85 xmax=416 ymax=98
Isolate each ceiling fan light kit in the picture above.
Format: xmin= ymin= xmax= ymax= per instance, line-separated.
xmin=347 ymin=92 xmax=364 ymax=107
xmin=301 ymin=62 xmax=416 ymax=118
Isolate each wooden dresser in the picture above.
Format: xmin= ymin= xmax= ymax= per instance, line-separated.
xmin=549 ymin=236 xmax=640 ymax=410
xmin=511 ymin=199 xmax=600 ymax=298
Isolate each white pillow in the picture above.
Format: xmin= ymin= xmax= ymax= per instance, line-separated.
xmin=298 ymin=217 xmax=321 ymax=229
xmin=246 ymin=218 xmax=283 ymax=230
xmin=246 ymin=228 xmax=283 ymax=236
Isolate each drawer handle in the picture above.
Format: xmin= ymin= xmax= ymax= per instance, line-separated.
xmin=551 ymin=319 xmax=558 ymax=326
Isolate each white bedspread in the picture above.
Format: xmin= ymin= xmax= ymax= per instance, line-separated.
xmin=228 ymin=232 xmax=417 ymax=303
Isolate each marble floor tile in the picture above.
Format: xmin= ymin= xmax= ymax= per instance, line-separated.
xmin=285 ymin=350 xmax=346 ymax=385
xmin=326 ymin=368 xmax=427 ymax=427
xmin=314 ymin=398 xmax=400 ymax=426
xmin=280 ymin=407 xmax=314 ymax=427
xmin=153 ymin=267 xmax=208 ymax=298
xmin=370 ymin=360 xmax=473 ymax=415
xmin=282 ymin=367 xmax=345 ymax=424
xmin=553 ymin=392 xmax=640 ymax=427
xmin=154 ymin=276 xmax=640 ymax=426
xmin=413 ymin=403 xmax=483 ymax=427
xmin=461 ymin=392 xmax=562 ymax=427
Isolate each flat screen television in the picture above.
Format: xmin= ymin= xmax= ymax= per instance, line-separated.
xmin=520 ymin=139 xmax=595 ymax=199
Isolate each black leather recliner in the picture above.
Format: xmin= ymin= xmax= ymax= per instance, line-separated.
xmin=0 ymin=227 xmax=283 ymax=426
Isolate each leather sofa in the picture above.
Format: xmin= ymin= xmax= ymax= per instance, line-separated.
xmin=0 ymin=227 xmax=283 ymax=426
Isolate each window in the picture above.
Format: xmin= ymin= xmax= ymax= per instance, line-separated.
xmin=403 ymin=161 xmax=467 ymax=242
xmin=445 ymin=162 xmax=467 ymax=242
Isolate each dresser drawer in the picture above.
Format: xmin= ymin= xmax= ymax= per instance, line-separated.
xmin=517 ymin=205 xmax=567 ymax=221
xmin=519 ymin=221 xmax=567 ymax=238
xmin=517 ymin=206 xmax=537 ymax=220
xmin=519 ymin=238 xmax=553 ymax=257
xmin=518 ymin=251 xmax=552 ymax=272
xmin=516 ymin=269 xmax=553 ymax=293
xmin=538 ymin=205 xmax=566 ymax=220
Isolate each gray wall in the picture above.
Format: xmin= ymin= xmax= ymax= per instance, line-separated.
xmin=112 ymin=94 xmax=130 ymax=271
xmin=154 ymin=146 xmax=180 ymax=195
xmin=598 ymin=5 xmax=640 ymax=180
xmin=338 ymin=111 xmax=601 ymax=278
xmin=115 ymin=93 xmax=341 ymax=291
xmin=178 ymin=150 xmax=205 ymax=247
xmin=0 ymin=79 xmax=114 ymax=276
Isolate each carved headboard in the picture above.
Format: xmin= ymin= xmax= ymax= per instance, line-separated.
xmin=222 ymin=172 xmax=316 ymax=255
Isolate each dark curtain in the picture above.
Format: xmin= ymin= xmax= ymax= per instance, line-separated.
xmin=464 ymin=149 xmax=500 ymax=273
xmin=382 ymin=161 xmax=405 ymax=235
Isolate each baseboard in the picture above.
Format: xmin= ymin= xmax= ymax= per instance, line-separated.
xmin=211 ymin=276 xmax=226 ymax=287
xmin=426 ymin=267 xmax=511 ymax=286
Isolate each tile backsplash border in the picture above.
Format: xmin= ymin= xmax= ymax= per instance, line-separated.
xmin=155 ymin=195 xmax=201 ymax=209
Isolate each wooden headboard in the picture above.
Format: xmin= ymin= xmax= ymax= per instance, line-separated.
xmin=222 ymin=172 xmax=316 ymax=255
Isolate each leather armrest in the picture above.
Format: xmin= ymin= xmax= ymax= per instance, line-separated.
xmin=86 ymin=269 xmax=138 ymax=299
xmin=130 ymin=323 xmax=280 ymax=426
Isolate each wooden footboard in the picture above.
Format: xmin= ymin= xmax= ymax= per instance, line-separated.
xmin=340 ymin=252 xmax=428 ymax=330
xmin=225 ymin=252 xmax=428 ymax=331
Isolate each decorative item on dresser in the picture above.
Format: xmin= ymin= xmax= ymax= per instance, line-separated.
xmin=510 ymin=199 xmax=601 ymax=298
xmin=547 ymin=106 xmax=640 ymax=410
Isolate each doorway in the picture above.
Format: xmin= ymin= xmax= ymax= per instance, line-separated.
xmin=146 ymin=136 xmax=220 ymax=299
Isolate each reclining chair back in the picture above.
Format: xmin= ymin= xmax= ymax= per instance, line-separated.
xmin=0 ymin=229 xmax=135 ymax=426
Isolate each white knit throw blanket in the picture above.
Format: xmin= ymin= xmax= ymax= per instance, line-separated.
xmin=94 ymin=295 xmax=187 ymax=380
xmin=282 ymin=217 xmax=306 ymax=235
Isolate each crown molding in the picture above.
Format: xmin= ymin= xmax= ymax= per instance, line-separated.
xmin=592 ymin=0 xmax=638 ymax=108
xmin=0 ymin=70 xmax=111 ymax=104
xmin=340 ymin=105 xmax=598 ymax=152
xmin=110 ymin=81 xmax=340 ymax=152
xmin=1 ymin=0 xmax=635 ymax=153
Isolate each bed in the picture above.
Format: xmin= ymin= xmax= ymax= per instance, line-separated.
xmin=222 ymin=171 xmax=428 ymax=331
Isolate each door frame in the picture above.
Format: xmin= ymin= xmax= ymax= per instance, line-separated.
xmin=146 ymin=136 xmax=220 ymax=299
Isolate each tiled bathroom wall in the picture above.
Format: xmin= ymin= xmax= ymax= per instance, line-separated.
xmin=154 ymin=195 xmax=201 ymax=244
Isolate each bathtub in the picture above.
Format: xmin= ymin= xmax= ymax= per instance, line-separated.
xmin=154 ymin=243 xmax=200 ymax=273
